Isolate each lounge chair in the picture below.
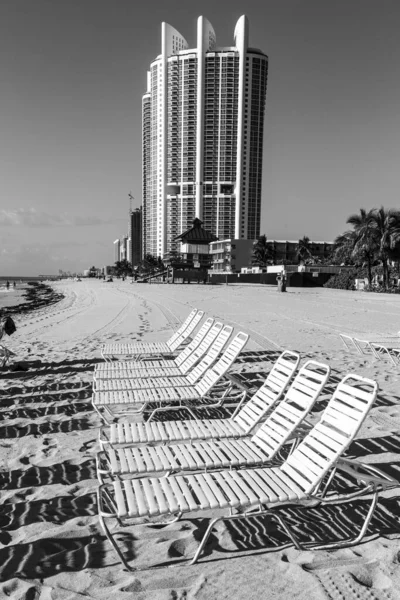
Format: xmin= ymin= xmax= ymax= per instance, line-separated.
xmin=0 ymin=345 xmax=15 ymax=368
xmin=101 ymin=309 xmax=203 ymax=362
xmin=98 ymin=373 xmax=398 ymax=570
xmin=369 ymin=342 xmax=400 ymax=366
xmin=98 ymin=350 xmax=300 ymax=448
xmin=94 ymin=317 xmax=216 ymax=377
xmin=92 ymin=332 xmax=249 ymax=423
xmin=96 ymin=360 xmax=330 ymax=483
xmin=0 ymin=316 xmax=17 ymax=367
xmin=93 ymin=324 xmax=233 ymax=392
xmin=340 ymin=334 xmax=400 ymax=366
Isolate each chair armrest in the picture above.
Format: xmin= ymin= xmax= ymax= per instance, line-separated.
xmin=336 ymin=458 xmax=400 ymax=490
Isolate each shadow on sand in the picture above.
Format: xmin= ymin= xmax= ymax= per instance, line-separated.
xmin=0 ymin=533 xmax=135 ymax=581
xmin=0 ymin=492 xmax=97 ymax=532
xmin=0 ymin=458 xmax=96 ymax=490
xmin=0 ymin=416 xmax=95 ymax=439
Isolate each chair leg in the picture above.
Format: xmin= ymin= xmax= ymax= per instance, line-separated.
xmin=92 ymin=401 xmax=112 ymax=425
xmin=300 ymin=491 xmax=380 ymax=551
xmin=98 ymin=509 xmax=136 ymax=571
xmin=98 ymin=487 xmax=185 ymax=571
xmin=189 ymin=506 xmax=295 ymax=565
xmin=146 ymin=403 xmax=197 ymax=421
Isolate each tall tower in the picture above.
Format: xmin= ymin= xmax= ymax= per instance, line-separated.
xmin=129 ymin=207 xmax=143 ymax=267
xmin=142 ymin=15 xmax=268 ymax=257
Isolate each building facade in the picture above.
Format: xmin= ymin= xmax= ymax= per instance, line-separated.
xmin=119 ymin=235 xmax=129 ymax=262
xmin=142 ymin=15 xmax=268 ymax=257
xmin=209 ymin=238 xmax=255 ymax=272
xmin=265 ymin=240 xmax=335 ymax=264
xmin=129 ymin=207 xmax=143 ymax=267
xmin=113 ymin=239 xmax=121 ymax=263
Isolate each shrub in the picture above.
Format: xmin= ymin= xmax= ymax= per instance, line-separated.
xmin=323 ymin=269 xmax=359 ymax=290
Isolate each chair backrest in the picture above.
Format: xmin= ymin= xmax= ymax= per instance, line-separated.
xmin=233 ymin=351 xmax=300 ymax=434
xmin=174 ymin=318 xmax=214 ymax=367
xmin=168 ymin=310 xmax=204 ymax=351
xmin=339 ymin=334 xmax=358 ymax=353
xmin=185 ymin=325 xmax=233 ymax=383
xmin=195 ymin=331 xmax=249 ymax=396
xmin=251 ymin=360 xmax=331 ymax=459
xmin=167 ymin=309 xmax=197 ymax=348
xmin=281 ymin=374 xmax=378 ymax=495
xmin=178 ymin=322 xmax=225 ymax=374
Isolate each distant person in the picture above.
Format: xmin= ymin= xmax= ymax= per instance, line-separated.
xmin=6 ymin=281 xmax=9 ymax=289
xmin=13 ymin=281 xmax=16 ymax=288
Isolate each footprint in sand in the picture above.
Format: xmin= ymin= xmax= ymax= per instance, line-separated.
xmin=78 ymin=439 xmax=97 ymax=453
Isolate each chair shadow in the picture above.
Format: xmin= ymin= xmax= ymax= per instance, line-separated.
xmin=0 ymin=459 xmax=96 ymax=490
xmin=235 ymin=350 xmax=281 ymax=365
xmin=150 ymin=405 xmax=237 ymax=422
xmin=209 ymin=494 xmax=400 ymax=559
xmin=0 ymin=492 xmax=97 ymax=533
xmin=0 ymin=389 xmax=92 ymax=409
xmin=0 ymin=532 xmax=134 ymax=582
xmin=0 ymin=402 xmax=92 ymax=422
xmin=0 ymin=381 xmax=91 ymax=398
xmin=0 ymin=415 xmax=95 ymax=439
xmin=348 ymin=435 xmax=400 ymax=459
xmin=0 ymin=358 xmax=103 ymax=380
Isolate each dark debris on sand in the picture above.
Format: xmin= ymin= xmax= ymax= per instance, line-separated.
xmin=0 ymin=282 xmax=64 ymax=318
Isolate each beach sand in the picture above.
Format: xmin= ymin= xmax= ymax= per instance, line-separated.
xmin=0 ymin=279 xmax=399 ymax=599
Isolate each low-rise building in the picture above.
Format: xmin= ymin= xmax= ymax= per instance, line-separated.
xmin=164 ymin=218 xmax=217 ymax=269
xmin=209 ymin=239 xmax=255 ymax=273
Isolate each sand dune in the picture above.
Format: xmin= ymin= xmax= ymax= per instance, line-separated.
xmin=0 ymin=279 xmax=399 ymax=599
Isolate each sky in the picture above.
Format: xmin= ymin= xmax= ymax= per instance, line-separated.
xmin=0 ymin=0 xmax=399 ymax=275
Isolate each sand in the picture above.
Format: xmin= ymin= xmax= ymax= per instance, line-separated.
xmin=0 ymin=278 xmax=399 ymax=599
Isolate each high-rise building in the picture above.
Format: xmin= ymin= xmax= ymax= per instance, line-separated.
xmin=120 ymin=235 xmax=129 ymax=261
xmin=113 ymin=239 xmax=121 ymax=262
xmin=129 ymin=207 xmax=143 ymax=267
xmin=142 ymin=15 xmax=268 ymax=258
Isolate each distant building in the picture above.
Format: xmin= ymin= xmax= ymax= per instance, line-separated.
xmin=129 ymin=207 xmax=142 ymax=267
xmin=113 ymin=239 xmax=120 ymax=262
xmin=264 ymin=240 xmax=334 ymax=264
xmin=120 ymin=235 xmax=129 ymax=261
xmin=142 ymin=15 xmax=269 ymax=257
xmin=209 ymin=239 xmax=255 ymax=272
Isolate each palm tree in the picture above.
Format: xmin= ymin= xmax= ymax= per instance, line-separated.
xmin=114 ymin=259 xmax=132 ymax=278
xmin=295 ymin=236 xmax=314 ymax=265
xmin=252 ymin=235 xmax=274 ymax=267
xmin=370 ymin=207 xmax=400 ymax=287
xmin=345 ymin=208 xmax=377 ymax=286
xmin=333 ymin=231 xmax=355 ymax=265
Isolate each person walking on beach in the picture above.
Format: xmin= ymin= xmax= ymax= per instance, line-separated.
xmin=6 ymin=281 xmax=10 ymax=289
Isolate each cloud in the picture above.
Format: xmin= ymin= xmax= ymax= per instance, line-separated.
xmin=0 ymin=208 xmax=110 ymax=227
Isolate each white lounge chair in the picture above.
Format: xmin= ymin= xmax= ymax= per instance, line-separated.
xmin=340 ymin=333 xmax=400 ymax=365
xmin=0 ymin=345 xmax=15 ymax=368
xmin=96 ymin=360 xmax=330 ymax=482
xmin=98 ymin=350 xmax=300 ymax=448
xmin=369 ymin=342 xmax=400 ymax=366
xmin=92 ymin=332 xmax=249 ymax=423
xmin=98 ymin=373 xmax=398 ymax=570
xmin=101 ymin=309 xmax=203 ymax=362
xmin=94 ymin=317 xmax=216 ymax=378
xmin=93 ymin=324 xmax=233 ymax=392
